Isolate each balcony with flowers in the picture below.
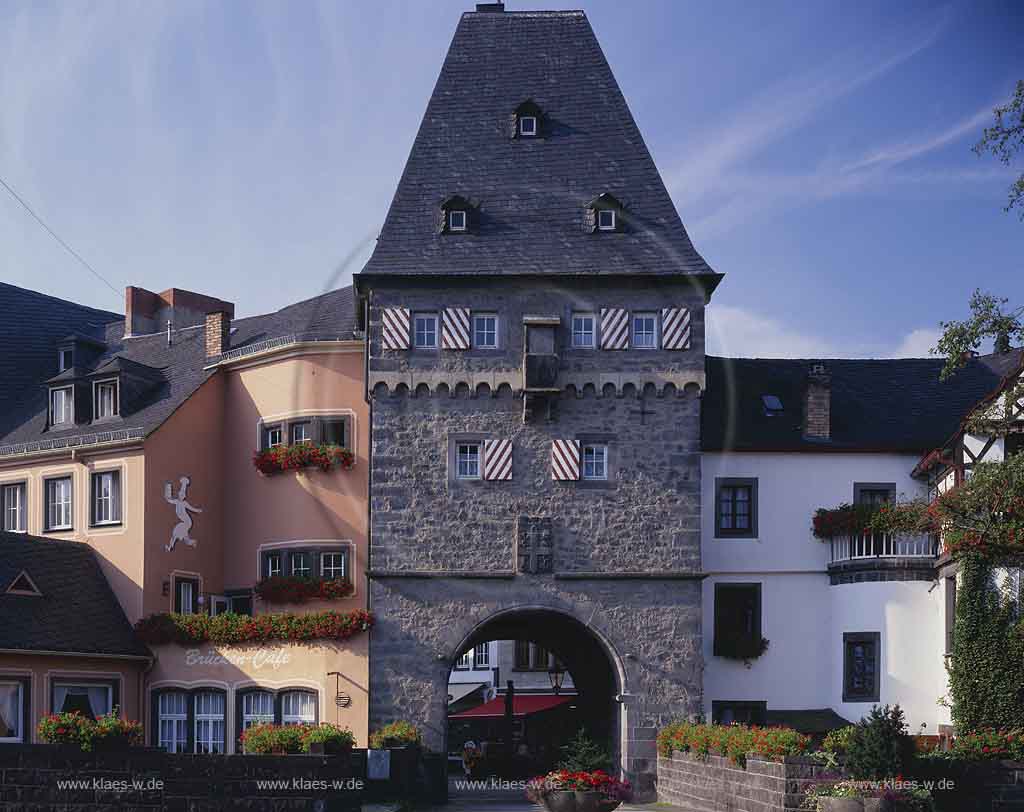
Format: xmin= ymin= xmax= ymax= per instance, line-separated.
xmin=812 ymin=500 xmax=939 ymax=576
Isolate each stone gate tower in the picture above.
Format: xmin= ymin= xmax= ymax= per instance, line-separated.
xmin=355 ymin=3 xmax=721 ymax=790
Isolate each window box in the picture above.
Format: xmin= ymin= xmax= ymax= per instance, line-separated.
xmin=134 ymin=609 xmax=373 ymax=645
xmin=253 ymin=443 xmax=355 ymax=475
xmin=254 ymin=575 xmax=354 ymax=604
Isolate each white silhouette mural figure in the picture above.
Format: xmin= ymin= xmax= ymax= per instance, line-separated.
xmin=164 ymin=476 xmax=202 ymax=552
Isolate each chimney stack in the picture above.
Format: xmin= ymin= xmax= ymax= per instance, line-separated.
xmin=205 ymin=310 xmax=231 ymax=358
xmin=124 ymin=286 xmax=234 ymax=338
xmin=803 ymin=362 xmax=831 ymax=441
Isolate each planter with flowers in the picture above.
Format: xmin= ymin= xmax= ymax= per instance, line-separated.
xmin=239 ymin=722 xmax=356 ymax=755
xmin=37 ymin=709 xmax=143 ymax=752
xmin=134 ymin=608 xmax=373 ymax=646
xmin=369 ymin=720 xmax=421 ymax=750
xmin=811 ymin=501 xmax=935 ymax=542
xmin=805 ymin=780 xmax=934 ymax=811
xmin=253 ymin=443 xmax=355 ymax=476
xmin=716 ymin=634 xmax=770 ymax=666
xmin=254 ymin=575 xmax=354 ymax=604
xmin=525 ymin=770 xmax=631 ymax=812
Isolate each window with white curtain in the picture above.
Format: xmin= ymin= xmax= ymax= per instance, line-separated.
xmin=157 ymin=692 xmax=188 ymax=753
xmin=45 ymin=477 xmax=73 ymax=531
xmin=194 ymin=692 xmax=225 ymax=753
xmin=0 ymin=682 xmax=24 ymax=742
xmin=49 ymin=387 xmax=73 ymax=426
xmin=52 ymin=682 xmax=112 ymax=719
xmin=280 ymin=691 xmax=316 ymax=725
xmin=94 ymin=380 xmax=119 ymax=419
xmin=242 ymin=691 xmax=274 ymax=729
xmin=2 ymin=483 xmax=26 ymax=533
xmin=91 ymin=471 xmax=121 ymax=525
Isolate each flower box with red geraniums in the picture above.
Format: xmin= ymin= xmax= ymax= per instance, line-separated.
xmin=526 ymin=770 xmax=632 ymax=812
xmin=253 ymin=443 xmax=355 ymax=476
xmin=657 ymin=721 xmax=811 ymax=768
xmin=37 ymin=709 xmax=143 ymax=752
xmin=949 ymin=728 xmax=1024 ymax=761
xmin=254 ymin=576 xmax=354 ymax=604
xmin=134 ymin=609 xmax=373 ymax=646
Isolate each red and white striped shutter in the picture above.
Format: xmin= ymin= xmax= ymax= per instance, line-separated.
xmin=381 ymin=307 xmax=410 ymax=350
xmin=661 ymin=307 xmax=691 ymax=350
xmin=442 ymin=308 xmax=471 ymax=350
xmin=600 ymin=308 xmax=629 ymax=350
xmin=483 ymin=439 xmax=513 ymax=481
xmin=551 ymin=440 xmax=580 ymax=481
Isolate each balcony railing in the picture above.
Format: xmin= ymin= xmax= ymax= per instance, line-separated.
xmin=829 ymin=533 xmax=938 ymax=564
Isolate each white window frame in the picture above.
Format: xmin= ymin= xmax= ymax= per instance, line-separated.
xmin=321 ymin=550 xmax=347 ymax=580
xmin=2 ymin=483 xmax=26 ymax=533
xmin=290 ymin=422 xmax=312 ymax=445
xmin=414 ymin=313 xmax=439 ymax=349
xmin=473 ymin=643 xmax=489 ymax=669
xmin=0 ymin=681 xmax=24 ymax=742
xmin=91 ymin=470 xmax=121 ymax=526
xmin=281 ymin=691 xmax=316 ymax=726
xmin=582 ymin=444 xmax=608 ymax=481
xmin=321 ymin=417 xmax=348 ymax=448
xmin=157 ymin=691 xmax=188 ymax=753
xmin=291 ymin=551 xmax=311 ymax=578
xmin=266 ymin=552 xmax=282 ymax=578
xmin=597 ymin=209 xmax=616 ymax=231
xmin=58 ymin=348 xmax=73 ymax=372
xmin=93 ymin=378 xmax=119 ymax=420
xmin=632 ymin=312 xmax=658 ymax=350
xmin=456 ymin=442 xmax=481 ymax=480
xmin=454 ymin=650 xmax=472 ymax=670
xmin=473 ymin=314 xmax=498 ymax=349
xmin=175 ymin=578 xmax=196 ymax=615
xmin=519 ymin=116 xmax=537 ymax=136
xmin=449 ymin=210 xmax=467 ymax=232
xmin=241 ymin=691 xmax=274 ymax=730
xmin=265 ymin=425 xmax=283 ymax=448
xmin=45 ymin=476 xmax=73 ymax=531
xmin=572 ymin=313 xmax=596 ymax=349
xmin=193 ymin=691 xmax=225 ymax=754
xmin=49 ymin=386 xmax=73 ymax=426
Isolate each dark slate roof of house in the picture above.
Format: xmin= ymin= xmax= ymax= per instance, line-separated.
xmin=0 ymin=283 xmax=121 ymax=422
xmin=702 ymin=350 xmax=1024 ymax=454
xmin=765 ymin=708 xmax=852 ymax=735
xmin=359 ymin=8 xmax=715 ymax=279
xmin=0 ymin=532 xmax=149 ymax=657
xmin=0 ymin=284 xmax=358 ymax=456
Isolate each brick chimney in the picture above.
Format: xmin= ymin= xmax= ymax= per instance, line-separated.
xmin=205 ymin=310 xmax=231 ymax=358
xmin=125 ymin=286 xmax=234 ymax=338
xmin=803 ymin=362 xmax=831 ymax=441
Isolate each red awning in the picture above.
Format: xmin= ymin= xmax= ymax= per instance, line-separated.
xmin=449 ymin=694 xmax=572 ymax=719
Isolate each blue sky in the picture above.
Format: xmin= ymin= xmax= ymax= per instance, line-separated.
xmin=1 ymin=0 xmax=1021 ymax=357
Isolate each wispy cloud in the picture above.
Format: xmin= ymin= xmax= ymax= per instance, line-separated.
xmin=670 ymin=6 xmax=952 ymax=207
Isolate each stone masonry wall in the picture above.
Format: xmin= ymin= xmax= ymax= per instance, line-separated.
xmin=657 ymin=751 xmax=834 ymax=812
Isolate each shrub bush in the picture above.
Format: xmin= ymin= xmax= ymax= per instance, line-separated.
xmin=239 ymin=722 xmax=357 ymax=755
xmin=656 ymin=721 xmax=810 ymax=767
xmin=134 ymin=609 xmax=373 ymax=645
xmin=949 ymin=728 xmax=1024 ymax=761
xmin=37 ymin=709 xmax=143 ymax=752
xmin=557 ymin=729 xmax=612 ymax=773
xmin=369 ymin=720 xmax=421 ymax=749
xmin=301 ymin=723 xmax=356 ymax=754
xmin=844 ymin=705 xmax=915 ymax=781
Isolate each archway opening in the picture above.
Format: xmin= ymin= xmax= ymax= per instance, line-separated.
xmin=444 ymin=609 xmax=621 ymax=779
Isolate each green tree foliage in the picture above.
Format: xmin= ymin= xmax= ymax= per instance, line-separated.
xmin=935 ymin=290 xmax=1023 ymax=379
xmin=974 ymin=79 xmax=1024 ymax=220
xmin=843 ymin=705 xmax=915 ymax=781
xmin=558 ymin=729 xmax=612 ymax=773
xmin=947 ymin=556 xmax=1024 ymax=733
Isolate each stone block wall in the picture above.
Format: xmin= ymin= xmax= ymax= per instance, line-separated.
xmin=657 ymin=750 xmax=834 ymax=811
xmin=0 ymin=745 xmax=364 ymax=812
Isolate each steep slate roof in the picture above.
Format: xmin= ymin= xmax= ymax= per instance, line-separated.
xmin=0 ymin=531 xmax=148 ymax=657
xmin=0 ymin=283 xmax=120 ymax=427
xmin=0 ymin=284 xmax=358 ymax=456
xmin=702 ymin=350 xmax=1024 ymax=454
xmin=360 ymin=8 xmax=715 ymax=278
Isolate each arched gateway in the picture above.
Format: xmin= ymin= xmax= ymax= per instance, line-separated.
xmin=355 ymin=4 xmax=720 ymax=795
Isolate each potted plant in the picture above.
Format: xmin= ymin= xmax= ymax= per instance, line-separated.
xmin=301 ymin=723 xmax=356 ymax=755
xmin=526 ymin=769 xmax=631 ymax=812
xmin=240 ymin=722 xmax=309 ymax=755
xmin=90 ymin=710 xmax=144 ymax=752
xmin=368 ymin=720 xmax=421 ymax=750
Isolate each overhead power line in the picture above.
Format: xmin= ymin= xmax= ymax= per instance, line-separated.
xmin=0 ymin=173 xmax=121 ymax=298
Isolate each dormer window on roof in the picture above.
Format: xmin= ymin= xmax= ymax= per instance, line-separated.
xmin=511 ymin=99 xmax=544 ymax=139
xmin=439 ymin=195 xmax=477 ymax=234
xmin=58 ymin=349 xmax=73 ymax=373
xmin=49 ymin=386 xmax=73 ymax=427
xmin=761 ymin=394 xmax=784 ymax=416
xmin=93 ymin=379 xmax=119 ymax=420
xmin=585 ymin=192 xmax=626 ymax=234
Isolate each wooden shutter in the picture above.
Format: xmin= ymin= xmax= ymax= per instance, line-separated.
xmin=483 ymin=439 xmax=513 ymax=481
xmin=442 ymin=308 xmax=471 ymax=350
xmin=661 ymin=307 xmax=691 ymax=350
xmin=551 ymin=440 xmax=580 ymax=481
xmin=600 ymin=308 xmax=629 ymax=350
xmin=381 ymin=307 xmax=410 ymax=350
